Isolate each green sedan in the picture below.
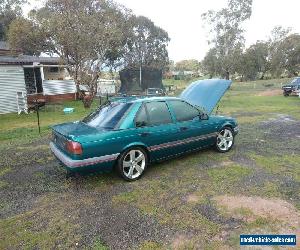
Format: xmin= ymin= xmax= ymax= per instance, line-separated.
xmin=50 ymin=79 xmax=238 ymax=181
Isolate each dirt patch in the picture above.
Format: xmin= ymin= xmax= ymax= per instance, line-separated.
xmin=186 ymin=194 xmax=199 ymax=203
xmin=214 ymin=195 xmax=300 ymax=246
xmin=214 ymin=195 xmax=300 ymax=222
xmin=259 ymin=114 xmax=300 ymax=142
xmin=172 ymin=234 xmax=189 ymax=249
xmin=171 ymin=234 xmax=198 ymax=250
xmin=256 ymin=89 xmax=282 ymax=96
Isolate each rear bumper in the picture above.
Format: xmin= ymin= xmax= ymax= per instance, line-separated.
xmin=50 ymin=142 xmax=119 ymax=169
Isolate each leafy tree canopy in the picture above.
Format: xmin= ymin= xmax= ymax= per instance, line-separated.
xmin=0 ymin=0 xmax=27 ymax=40
xmin=202 ymin=0 xmax=253 ymax=79
xmin=123 ymin=15 xmax=170 ymax=69
xmin=175 ymin=59 xmax=200 ymax=72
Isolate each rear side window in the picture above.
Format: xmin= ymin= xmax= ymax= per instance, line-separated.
xmin=169 ymin=100 xmax=199 ymax=122
xmin=135 ymin=101 xmax=172 ymax=127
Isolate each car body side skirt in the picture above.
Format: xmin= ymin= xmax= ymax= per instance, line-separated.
xmin=148 ymin=132 xmax=218 ymax=152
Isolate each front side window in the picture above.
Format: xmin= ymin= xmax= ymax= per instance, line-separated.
xmin=169 ymin=100 xmax=199 ymax=122
xmin=146 ymin=101 xmax=172 ymax=125
xmin=135 ymin=105 xmax=148 ymax=127
xmin=135 ymin=101 xmax=172 ymax=127
xmin=82 ymin=102 xmax=132 ymax=129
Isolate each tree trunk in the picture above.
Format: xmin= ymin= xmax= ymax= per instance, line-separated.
xmin=81 ymin=72 xmax=100 ymax=109
xmin=75 ymin=79 xmax=82 ymax=100
xmin=225 ymin=71 xmax=229 ymax=80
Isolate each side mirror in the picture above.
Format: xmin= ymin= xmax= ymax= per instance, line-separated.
xmin=199 ymin=113 xmax=209 ymax=120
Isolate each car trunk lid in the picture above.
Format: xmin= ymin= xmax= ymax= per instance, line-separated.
xmin=51 ymin=121 xmax=100 ymax=153
xmin=180 ymin=79 xmax=232 ymax=114
xmin=52 ymin=121 xmax=99 ymax=139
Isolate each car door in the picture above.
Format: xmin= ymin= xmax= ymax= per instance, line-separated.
xmin=167 ymin=100 xmax=216 ymax=153
xmin=135 ymin=101 xmax=180 ymax=161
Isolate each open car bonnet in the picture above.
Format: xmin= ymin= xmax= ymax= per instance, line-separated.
xmin=180 ymin=79 xmax=232 ymax=114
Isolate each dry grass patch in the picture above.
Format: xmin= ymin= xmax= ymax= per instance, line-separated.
xmin=214 ymin=195 xmax=300 ymax=247
xmin=256 ymin=89 xmax=282 ymax=96
xmin=214 ymin=195 xmax=300 ymax=222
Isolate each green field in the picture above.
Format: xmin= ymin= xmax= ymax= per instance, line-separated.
xmin=0 ymin=78 xmax=299 ymax=249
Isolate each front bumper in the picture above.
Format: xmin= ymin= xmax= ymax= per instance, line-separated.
xmin=50 ymin=142 xmax=119 ymax=169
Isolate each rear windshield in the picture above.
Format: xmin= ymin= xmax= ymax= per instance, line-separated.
xmin=82 ymin=102 xmax=132 ymax=129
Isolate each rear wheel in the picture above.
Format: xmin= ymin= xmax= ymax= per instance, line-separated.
xmin=116 ymin=147 xmax=148 ymax=181
xmin=215 ymin=127 xmax=234 ymax=153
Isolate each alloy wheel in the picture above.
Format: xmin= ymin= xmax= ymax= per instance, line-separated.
xmin=122 ymin=149 xmax=146 ymax=179
xmin=217 ymin=128 xmax=234 ymax=152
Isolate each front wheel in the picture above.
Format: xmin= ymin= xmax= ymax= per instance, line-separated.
xmin=116 ymin=147 xmax=148 ymax=181
xmin=215 ymin=127 xmax=234 ymax=153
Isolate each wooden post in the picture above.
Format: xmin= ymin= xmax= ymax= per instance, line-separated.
xmin=36 ymin=103 xmax=41 ymax=134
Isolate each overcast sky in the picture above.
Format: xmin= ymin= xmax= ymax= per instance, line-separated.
xmin=27 ymin=0 xmax=300 ymax=62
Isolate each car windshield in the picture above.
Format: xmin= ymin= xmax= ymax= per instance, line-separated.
xmin=291 ymin=78 xmax=300 ymax=84
xmin=82 ymin=102 xmax=132 ymax=129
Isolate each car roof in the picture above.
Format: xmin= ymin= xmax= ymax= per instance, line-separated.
xmin=136 ymin=96 xmax=180 ymax=102
xmin=111 ymin=96 xmax=181 ymax=104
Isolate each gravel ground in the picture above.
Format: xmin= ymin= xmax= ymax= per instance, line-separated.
xmin=0 ymin=137 xmax=177 ymax=249
xmin=0 ymin=112 xmax=299 ymax=249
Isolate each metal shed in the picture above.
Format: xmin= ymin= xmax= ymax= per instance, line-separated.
xmin=0 ymin=65 xmax=26 ymax=114
xmin=0 ymin=55 xmax=76 ymax=114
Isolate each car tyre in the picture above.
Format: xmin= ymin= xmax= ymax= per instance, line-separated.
xmin=116 ymin=147 xmax=148 ymax=181
xmin=215 ymin=127 xmax=235 ymax=153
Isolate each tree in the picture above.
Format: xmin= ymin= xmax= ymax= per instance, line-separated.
xmin=201 ymin=48 xmax=220 ymax=78
xmin=201 ymin=0 xmax=253 ymax=79
xmin=123 ymin=15 xmax=170 ymax=70
xmin=0 ymin=0 xmax=26 ymax=40
xmin=11 ymin=0 xmax=133 ymax=106
xmin=8 ymin=17 xmax=48 ymax=55
xmin=270 ymin=34 xmax=300 ymax=77
xmin=175 ymin=59 xmax=200 ymax=72
xmin=235 ymin=41 xmax=269 ymax=81
xmin=267 ymin=26 xmax=299 ymax=77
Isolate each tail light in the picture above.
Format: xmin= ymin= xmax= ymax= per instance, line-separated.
xmin=66 ymin=141 xmax=83 ymax=155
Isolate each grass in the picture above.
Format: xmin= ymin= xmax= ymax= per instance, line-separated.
xmin=139 ymin=241 xmax=164 ymax=250
xmin=91 ymin=239 xmax=109 ymax=250
xmin=0 ymin=77 xmax=298 ymax=143
xmin=0 ymin=77 xmax=300 ymax=249
xmin=0 ymin=194 xmax=81 ymax=249
xmin=207 ymin=164 xmax=253 ymax=191
xmin=0 ymin=100 xmax=100 ymax=142
xmin=0 ymin=166 xmax=11 ymax=177
xmin=248 ymin=154 xmax=300 ymax=183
